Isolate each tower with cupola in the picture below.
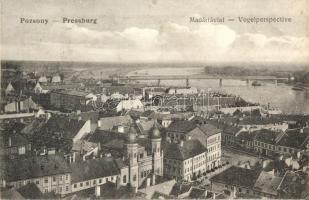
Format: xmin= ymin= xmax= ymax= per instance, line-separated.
xmin=150 ymin=122 xmax=163 ymax=176
xmin=125 ymin=131 xmax=139 ymax=188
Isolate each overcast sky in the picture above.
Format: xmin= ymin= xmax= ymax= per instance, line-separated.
xmin=1 ymin=0 xmax=309 ymax=63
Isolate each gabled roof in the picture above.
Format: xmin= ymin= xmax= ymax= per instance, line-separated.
xmin=164 ymin=140 xmax=206 ymax=161
xmin=17 ymin=183 xmax=44 ymax=199
xmin=278 ymin=171 xmax=309 ymax=199
xmin=3 ymin=154 xmax=71 ymax=182
xmin=276 ymin=128 xmax=309 ymax=149
xmin=198 ymin=123 xmax=221 ymax=136
xmin=166 ymin=120 xmax=197 ymax=133
xmin=254 ymin=129 xmax=283 ymax=144
xmin=223 ymin=125 xmax=242 ymax=136
xmin=211 ymin=166 xmax=260 ymax=189
xmin=99 ymin=115 xmax=133 ymax=130
xmin=253 ymin=171 xmax=282 ymax=195
xmin=70 ymin=157 xmax=120 ymax=183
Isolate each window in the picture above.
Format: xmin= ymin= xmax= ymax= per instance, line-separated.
xmin=99 ymin=179 xmax=102 ymax=184
xmin=66 ymin=186 xmax=69 ymax=192
xmin=123 ymin=175 xmax=127 ymax=183
xmin=53 ymin=176 xmax=56 ymax=182
xmin=93 ymin=180 xmax=96 ymax=184
xmin=80 ymin=183 xmax=83 ymax=187
xmin=86 ymin=181 xmax=89 ymax=186
xmin=59 ymin=176 xmax=62 ymax=181
xmin=44 ymin=178 xmax=48 ymax=184
xmin=111 ymin=176 xmax=114 ymax=181
xmin=36 ymin=180 xmax=40 ymax=185
xmin=141 ymin=172 xmax=143 ymax=178
xmin=238 ymin=188 xmax=242 ymax=192
xmin=59 ymin=187 xmax=62 ymax=193
xmin=106 ymin=178 xmax=108 ymax=182
xmin=65 ymin=175 xmax=69 ymax=180
xmin=74 ymin=184 xmax=77 ymax=188
xmin=18 ymin=146 xmax=26 ymax=155
xmin=44 ymin=189 xmax=48 ymax=193
xmin=133 ymin=174 xmax=137 ymax=181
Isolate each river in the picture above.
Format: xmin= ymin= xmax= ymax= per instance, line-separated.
xmin=127 ymin=67 xmax=309 ymax=115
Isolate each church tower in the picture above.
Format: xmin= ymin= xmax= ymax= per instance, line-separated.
xmin=125 ymin=131 xmax=139 ymax=188
xmin=150 ymin=122 xmax=163 ymax=176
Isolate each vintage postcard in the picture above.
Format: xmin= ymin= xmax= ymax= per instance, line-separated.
xmin=1 ymin=0 xmax=309 ymax=199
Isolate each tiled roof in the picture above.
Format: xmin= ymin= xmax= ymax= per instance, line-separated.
xmin=3 ymin=154 xmax=71 ymax=182
xmin=253 ymin=171 xmax=282 ymax=195
xmin=276 ymin=128 xmax=309 ymax=149
xmin=223 ymin=125 xmax=242 ymax=136
xmin=70 ymin=111 xmax=99 ymax=124
xmin=253 ymin=129 xmax=283 ymax=144
xmin=17 ymin=183 xmax=43 ymax=199
xmin=99 ymin=115 xmax=133 ymax=130
xmin=278 ymin=171 xmax=309 ymax=199
xmin=70 ymin=157 xmax=120 ymax=183
xmin=32 ymin=116 xmax=87 ymax=151
xmin=236 ymin=131 xmax=257 ymax=141
xmin=166 ymin=120 xmax=197 ymax=133
xmin=211 ymin=166 xmax=260 ymax=189
xmin=164 ymin=140 xmax=206 ymax=161
xmin=198 ymin=123 xmax=221 ymax=136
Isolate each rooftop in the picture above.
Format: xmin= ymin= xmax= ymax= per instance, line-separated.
xmin=164 ymin=139 xmax=206 ymax=161
xmin=166 ymin=120 xmax=197 ymax=133
xmin=70 ymin=157 xmax=120 ymax=183
xmin=198 ymin=123 xmax=221 ymax=137
xmin=2 ymin=154 xmax=71 ymax=182
xmin=253 ymin=171 xmax=283 ymax=195
xmin=211 ymin=166 xmax=260 ymax=189
xmin=276 ymin=128 xmax=309 ymax=149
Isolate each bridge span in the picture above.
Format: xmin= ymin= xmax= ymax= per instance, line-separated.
xmin=116 ymin=75 xmax=289 ymax=87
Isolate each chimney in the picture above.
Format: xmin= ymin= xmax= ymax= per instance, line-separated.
xmin=233 ymin=187 xmax=237 ymax=198
xmin=2 ymin=179 xmax=6 ymax=188
xmin=8 ymin=137 xmax=12 ymax=147
xmin=98 ymin=120 xmax=101 ymax=128
xmin=300 ymin=128 xmax=304 ymax=133
xmin=297 ymin=151 xmax=301 ymax=159
xmin=95 ymin=185 xmax=101 ymax=197
xmin=213 ymin=192 xmax=216 ymax=199
xmin=77 ymin=110 xmax=81 ymax=115
xmin=152 ymin=174 xmax=156 ymax=186
xmin=180 ymin=140 xmax=184 ymax=147
xmin=72 ymin=152 xmax=76 ymax=163
xmin=146 ymin=178 xmax=151 ymax=187
xmin=78 ymin=116 xmax=82 ymax=121
xmin=116 ymin=176 xmax=121 ymax=189
xmin=204 ymin=190 xmax=208 ymax=198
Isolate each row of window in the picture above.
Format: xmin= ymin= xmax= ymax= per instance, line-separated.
xmin=73 ymin=176 xmax=118 ymax=189
xmin=44 ymin=174 xmax=69 ymax=184
xmin=255 ymin=141 xmax=295 ymax=153
xmin=207 ymin=144 xmax=220 ymax=153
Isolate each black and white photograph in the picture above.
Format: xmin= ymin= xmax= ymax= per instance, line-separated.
xmin=1 ymin=0 xmax=309 ymax=199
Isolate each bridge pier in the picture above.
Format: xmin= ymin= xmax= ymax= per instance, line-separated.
xmin=274 ymin=79 xmax=278 ymax=86
xmin=219 ymin=79 xmax=222 ymax=87
xmin=186 ymin=78 xmax=189 ymax=87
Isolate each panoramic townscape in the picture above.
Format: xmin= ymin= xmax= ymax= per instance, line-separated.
xmin=1 ymin=61 xmax=309 ymax=199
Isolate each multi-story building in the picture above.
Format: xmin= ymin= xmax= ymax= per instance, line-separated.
xmin=253 ymin=128 xmax=309 ymax=156
xmin=164 ymin=139 xmax=207 ymax=181
xmin=166 ymin=120 xmax=222 ymax=170
xmin=1 ymin=154 xmax=72 ymax=195
xmin=50 ymin=90 xmax=94 ymax=111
